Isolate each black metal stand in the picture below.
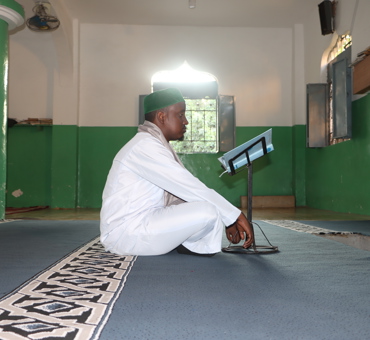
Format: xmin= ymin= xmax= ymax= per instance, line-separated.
xmin=221 ymin=138 xmax=279 ymax=255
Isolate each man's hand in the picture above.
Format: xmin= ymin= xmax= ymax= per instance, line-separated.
xmin=225 ymin=213 xmax=254 ymax=248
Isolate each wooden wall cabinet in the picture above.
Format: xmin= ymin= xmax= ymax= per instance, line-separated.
xmin=353 ymin=55 xmax=370 ymax=94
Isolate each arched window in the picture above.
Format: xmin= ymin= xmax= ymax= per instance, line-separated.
xmin=153 ymin=62 xmax=218 ymax=153
xmin=139 ymin=62 xmax=235 ymax=154
xmin=307 ymin=34 xmax=352 ymax=148
xmin=327 ymin=34 xmax=352 ymax=145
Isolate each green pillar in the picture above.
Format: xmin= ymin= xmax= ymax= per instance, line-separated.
xmin=0 ymin=0 xmax=24 ymax=219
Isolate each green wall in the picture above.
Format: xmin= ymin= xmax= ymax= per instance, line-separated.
xmin=78 ymin=127 xmax=137 ymax=208
xmin=6 ymin=95 xmax=370 ymax=215
xmin=7 ymin=125 xmax=52 ymax=207
xmin=292 ymin=125 xmax=306 ymax=206
xmin=78 ymin=126 xmax=295 ymax=207
xmin=50 ymin=125 xmax=78 ymax=208
xmin=6 ymin=125 xmax=298 ymax=209
xmin=306 ymin=94 xmax=370 ymax=215
xmin=78 ymin=126 xmax=296 ymax=208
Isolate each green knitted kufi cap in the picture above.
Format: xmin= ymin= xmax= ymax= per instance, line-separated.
xmin=144 ymin=88 xmax=185 ymax=114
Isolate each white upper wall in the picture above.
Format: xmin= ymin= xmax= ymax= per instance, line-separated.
xmin=8 ymin=0 xmax=370 ymax=127
xmin=9 ymin=30 xmax=57 ymax=121
xmin=303 ymin=0 xmax=370 ymax=85
xmin=79 ymin=24 xmax=293 ymax=127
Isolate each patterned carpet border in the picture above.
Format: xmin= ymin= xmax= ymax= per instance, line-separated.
xmin=262 ymin=220 xmax=356 ymax=234
xmin=0 ymin=237 xmax=137 ymax=340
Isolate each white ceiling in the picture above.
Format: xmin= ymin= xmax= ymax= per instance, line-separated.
xmin=18 ymin=0 xmax=318 ymax=28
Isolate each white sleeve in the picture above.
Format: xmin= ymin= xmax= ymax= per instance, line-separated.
xmin=124 ymin=137 xmax=240 ymax=226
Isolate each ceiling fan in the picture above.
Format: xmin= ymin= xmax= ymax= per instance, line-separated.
xmin=26 ymin=1 xmax=60 ymax=32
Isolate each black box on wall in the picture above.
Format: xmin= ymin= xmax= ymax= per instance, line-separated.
xmin=318 ymin=0 xmax=334 ymax=35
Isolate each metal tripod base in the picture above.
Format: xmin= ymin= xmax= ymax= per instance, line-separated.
xmin=222 ymin=220 xmax=279 ymax=254
xmin=222 ymin=163 xmax=279 ymax=255
xmin=222 ymin=243 xmax=279 ymax=254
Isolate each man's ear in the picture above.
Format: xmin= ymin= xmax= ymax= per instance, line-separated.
xmin=156 ymin=110 xmax=167 ymax=125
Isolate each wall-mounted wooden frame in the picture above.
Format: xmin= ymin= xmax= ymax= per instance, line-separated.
xmin=353 ymin=55 xmax=370 ymax=94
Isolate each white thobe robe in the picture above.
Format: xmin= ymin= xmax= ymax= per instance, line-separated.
xmin=100 ymin=129 xmax=240 ymax=256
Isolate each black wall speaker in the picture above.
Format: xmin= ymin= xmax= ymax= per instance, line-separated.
xmin=318 ymin=0 xmax=334 ymax=35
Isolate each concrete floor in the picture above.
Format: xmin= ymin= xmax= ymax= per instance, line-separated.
xmin=5 ymin=206 xmax=370 ymax=221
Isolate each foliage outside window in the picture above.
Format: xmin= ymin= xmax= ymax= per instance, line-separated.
xmin=170 ymin=98 xmax=218 ymax=154
xmin=327 ymin=34 xmax=352 ymax=63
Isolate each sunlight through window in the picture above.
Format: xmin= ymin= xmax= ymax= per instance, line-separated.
xmin=152 ymin=61 xmax=216 ymax=85
xmin=152 ymin=62 xmax=219 ymax=154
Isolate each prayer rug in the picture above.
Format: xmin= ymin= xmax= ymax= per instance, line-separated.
xmin=0 ymin=237 xmax=136 ymax=340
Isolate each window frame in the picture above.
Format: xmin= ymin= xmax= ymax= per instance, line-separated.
xmin=138 ymin=93 xmax=235 ymax=154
